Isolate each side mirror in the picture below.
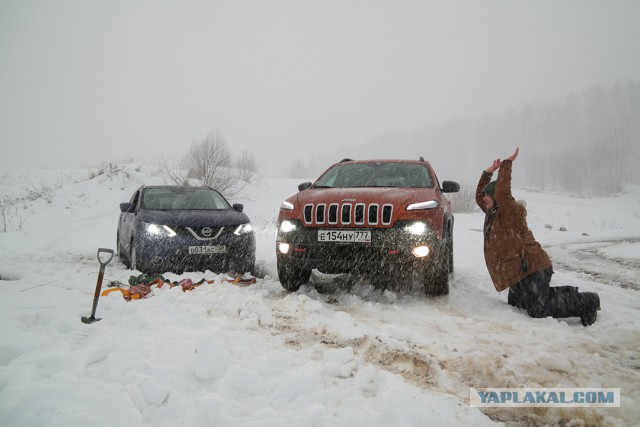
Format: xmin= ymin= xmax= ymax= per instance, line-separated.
xmin=232 ymin=203 xmax=244 ymax=212
xmin=120 ymin=202 xmax=135 ymax=213
xmin=441 ymin=181 xmax=460 ymax=193
xmin=298 ymin=182 xmax=312 ymax=192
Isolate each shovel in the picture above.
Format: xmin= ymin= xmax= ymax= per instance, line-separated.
xmin=81 ymin=248 xmax=114 ymax=324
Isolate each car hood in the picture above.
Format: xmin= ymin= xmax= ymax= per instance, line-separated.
xmin=136 ymin=209 xmax=250 ymax=227
xmin=290 ymin=187 xmax=439 ymax=208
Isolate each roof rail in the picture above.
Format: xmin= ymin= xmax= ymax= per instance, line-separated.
xmin=339 ymin=158 xmax=354 ymax=163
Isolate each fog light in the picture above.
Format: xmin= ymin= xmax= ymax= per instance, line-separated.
xmin=412 ymin=245 xmax=430 ymax=258
xmin=278 ymin=243 xmax=291 ymax=254
xmin=279 ymin=220 xmax=296 ymax=232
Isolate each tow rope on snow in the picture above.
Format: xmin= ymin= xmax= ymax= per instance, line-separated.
xmin=101 ymin=273 xmax=257 ymax=301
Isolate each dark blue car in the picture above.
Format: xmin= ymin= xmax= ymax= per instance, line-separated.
xmin=117 ymin=185 xmax=255 ymax=274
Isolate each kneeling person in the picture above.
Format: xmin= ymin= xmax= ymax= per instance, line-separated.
xmin=476 ymin=147 xmax=600 ymax=326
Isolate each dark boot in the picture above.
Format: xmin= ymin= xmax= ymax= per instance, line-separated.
xmin=580 ymin=292 xmax=601 ymax=326
xmin=508 ymin=288 xmax=525 ymax=309
xmin=541 ymin=286 xmax=580 ymax=318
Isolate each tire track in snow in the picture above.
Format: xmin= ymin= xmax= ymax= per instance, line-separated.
xmin=270 ymin=309 xmax=444 ymax=390
xmin=546 ymin=237 xmax=640 ymax=290
xmin=266 ymin=292 xmax=617 ymax=427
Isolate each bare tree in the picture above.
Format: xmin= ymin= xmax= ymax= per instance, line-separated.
xmin=182 ymin=132 xmax=231 ymax=181
xmin=0 ymin=206 xmax=6 ymax=233
xmin=161 ymin=157 xmax=190 ymax=186
xmin=448 ymin=185 xmax=477 ymax=213
xmin=236 ymin=150 xmax=257 ymax=183
xmin=180 ymin=132 xmax=242 ymax=198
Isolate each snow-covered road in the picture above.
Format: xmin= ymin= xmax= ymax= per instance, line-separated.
xmin=1 ymin=165 xmax=639 ymax=426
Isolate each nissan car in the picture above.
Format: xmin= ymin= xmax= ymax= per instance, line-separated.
xmin=117 ymin=185 xmax=255 ymax=274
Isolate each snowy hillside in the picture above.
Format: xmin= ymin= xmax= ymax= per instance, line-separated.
xmin=0 ymin=163 xmax=639 ymax=426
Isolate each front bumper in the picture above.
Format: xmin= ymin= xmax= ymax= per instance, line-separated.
xmin=135 ymin=231 xmax=256 ymax=273
xmin=276 ymin=220 xmax=443 ymax=274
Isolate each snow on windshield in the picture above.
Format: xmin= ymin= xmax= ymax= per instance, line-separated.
xmin=315 ymin=163 xmax=434 ymax=188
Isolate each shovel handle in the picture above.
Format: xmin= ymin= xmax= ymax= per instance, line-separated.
xmin=97 ymin=248 xmax=114 ymax=270
xmin=83 ymin=248 xmax=113 ymax=324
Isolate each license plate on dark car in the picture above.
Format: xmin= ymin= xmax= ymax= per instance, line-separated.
xmin=188 ymin=245 xmax=227 ymax=254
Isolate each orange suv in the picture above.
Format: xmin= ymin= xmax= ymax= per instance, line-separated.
xmin=276 ymin=158 xmax=460 ymax=295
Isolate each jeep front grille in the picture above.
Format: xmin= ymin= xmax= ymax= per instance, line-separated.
xmin=303 ymin=203 xmax=393 ymax=227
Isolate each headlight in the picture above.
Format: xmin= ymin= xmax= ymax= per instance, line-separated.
xmin=405 ymin=222 xmax=428 ymax=235
xmin=144 ymin=222 xmax=177 ymax=237
xmin=407 ymin=200 xmax=439 ymax=210
xmin=412 ymin=245 xmax=430 ymax=258
xmin=278 ymin=243 xmax=291 ymax=254
xmin=234 ymin=223 xmax=253 ymax=235
xmin=280 ymin=201 xmax=294 ymax=210
xmin=279 ymin=220 xmax=297 ymax=233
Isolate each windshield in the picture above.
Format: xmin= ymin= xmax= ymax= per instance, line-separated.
xmin=141 ymin=188 xmax=231 ymax=210
xmin=313 ymin=163 xmax=434 ymax=189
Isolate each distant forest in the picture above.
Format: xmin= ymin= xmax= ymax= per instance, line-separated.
xmin=298 ymin=80 xmax=640 ymax=197
xmin=370 ymin=80 xmax=640 ymax=196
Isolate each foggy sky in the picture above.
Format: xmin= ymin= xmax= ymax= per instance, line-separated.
xmin=1 ymin=0 xmax=639 ymax=177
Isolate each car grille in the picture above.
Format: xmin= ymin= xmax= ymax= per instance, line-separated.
xmin=303 ymin=203 xmax=393 ymax=227
xmin=173 ymin=226 xmax=228 ymax=240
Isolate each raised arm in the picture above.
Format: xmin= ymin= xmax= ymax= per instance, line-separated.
xmin=476 ymin=157 xmax=500 ymax=212
xmin=476 ymin=148 xmax=519 ymax=212
xmin=476 ymin=170 xmax=492 ymax=212
xmin=494 ymin=147 xmax=520 ymax=208
xmin=485 ymin=158 xmax=501 ymax=174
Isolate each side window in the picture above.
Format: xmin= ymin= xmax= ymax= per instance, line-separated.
xmin=432 ymin=173 xmax=442 ymax=192
xmin=130 ymin=191 xmax=141 ymax=209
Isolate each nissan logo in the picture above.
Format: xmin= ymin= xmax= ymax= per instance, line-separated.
xmin=201 ymin=227 xmax=213 ymax=237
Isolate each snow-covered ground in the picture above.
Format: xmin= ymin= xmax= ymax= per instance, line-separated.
xmin=0 ymin=163 xmax=639 ymax=426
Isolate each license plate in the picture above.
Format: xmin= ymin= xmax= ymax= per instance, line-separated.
xmin=318 ymin=229 xmax=371 ymax=243
xmin=188 ymin=245 xmax=227 ymax=254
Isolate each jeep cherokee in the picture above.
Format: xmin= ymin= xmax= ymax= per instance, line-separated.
xmin=276 ymin=158 xmax=459 ymax=295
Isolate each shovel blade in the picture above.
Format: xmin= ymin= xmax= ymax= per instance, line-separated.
xmin=81 ymin=316 xmax=101 ymax=324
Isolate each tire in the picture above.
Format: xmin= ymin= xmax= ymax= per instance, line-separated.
xmin=447 ymin=227 xmax=454 ymax=274
xmin=371 ymin=272 xmax=391 ymax=291
xmin=130 ymin=239 xmax=145 ymax=273
xmin=425 ymin=265 xmax=449 ymax=296
xmin=277 ymin=262 xmax=311 ymax=292
xmin=117 ymin=232 xmax=130 ymax=268
xmin=424 ymin=243 xmax=450 ymax=296
xmin=383 ymin=266 xmax=412 ymax=293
